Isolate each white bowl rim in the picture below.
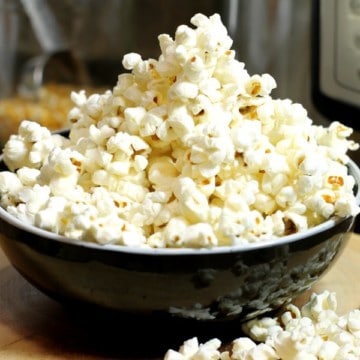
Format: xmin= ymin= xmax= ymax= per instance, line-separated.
xmin=0 ymin=159 xmax=359 ymax=256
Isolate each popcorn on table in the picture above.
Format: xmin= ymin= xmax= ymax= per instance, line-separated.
xmin=0 ymin=13 xmax=359 ymax=248
xmin=164 ymin=291 xmax=360 ymax=360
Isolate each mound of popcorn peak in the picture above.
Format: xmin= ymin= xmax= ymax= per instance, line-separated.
xmin=164 ymin=291 xmax=360 ymax=360
xmin=0 ymin=13 xmax=359 ymax=247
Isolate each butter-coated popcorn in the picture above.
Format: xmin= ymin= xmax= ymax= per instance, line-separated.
xmin=0 ymin=13 xmax=359 ymax=248
xmin=0 ymin=171 xmax=23 ymax=195
xmin=173 ymin=177 xmax=209 ymax=223
xmin=122 ymin=52 xmax=142 ymax=71
xmin=16 ymin=167 xmax=41 ymax=186
xmin=165 ymin=292 xmax=360 ymax=359
xmin=3 ymin=120 xmax=56 ymax=171
xmin=35 ymin=196 xmax=67 ymax=232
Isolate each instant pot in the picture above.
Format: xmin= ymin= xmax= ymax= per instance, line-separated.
xmin=312 ymin=0 xmax=360 ymax=159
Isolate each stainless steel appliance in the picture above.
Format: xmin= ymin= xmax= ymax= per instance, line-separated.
xmin=312 ymin=0 xmax=360 ymax=139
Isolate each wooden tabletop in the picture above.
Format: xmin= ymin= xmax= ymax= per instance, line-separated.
xmin=1 ymin=233 xmax=360 ymax=359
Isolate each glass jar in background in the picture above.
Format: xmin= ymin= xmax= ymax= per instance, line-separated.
xmin=0 ymin=0 xmax=137 ymax=146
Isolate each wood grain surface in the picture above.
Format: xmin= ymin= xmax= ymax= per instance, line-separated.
xmin=0 ymin=233 xmax=360 ymax=359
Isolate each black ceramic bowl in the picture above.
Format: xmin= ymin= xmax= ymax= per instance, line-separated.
xmin=0 ymin=159 xmax=359 ymax=323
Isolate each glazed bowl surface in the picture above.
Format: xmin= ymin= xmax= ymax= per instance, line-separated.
xmin=0 ymin=158 xmax=359 ymax=323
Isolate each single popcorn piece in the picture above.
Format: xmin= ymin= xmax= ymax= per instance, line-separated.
xmin=0 ymin=12 xmax=359 ymax=247
xmin=165 ymin=291 xmax=360 ymax=359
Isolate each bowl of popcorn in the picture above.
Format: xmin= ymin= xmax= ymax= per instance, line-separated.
xmin=0 ymin=13 xmax=359 ymax=322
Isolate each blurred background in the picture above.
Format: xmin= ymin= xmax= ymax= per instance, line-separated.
xmin=0 ymin=1 xmax=316 ymax=103
xmin=0 ymin=0 xmax=359 ymax=164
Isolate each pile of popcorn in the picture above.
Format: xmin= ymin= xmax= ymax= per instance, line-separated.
xmin=0 ymin=13 xmax=358 ymax=247
xmin=164 ymin=291 xmax=360 ymax=359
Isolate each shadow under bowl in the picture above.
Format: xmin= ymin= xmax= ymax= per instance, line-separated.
xmin=0 ymin=159 xmax=359 ymax=324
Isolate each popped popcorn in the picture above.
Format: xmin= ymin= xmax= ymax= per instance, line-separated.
xmin=0 ymin=13 xmax=359 ymax=248
xmin=164 ymin=291 xmax=360 ymax=360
